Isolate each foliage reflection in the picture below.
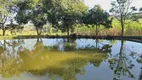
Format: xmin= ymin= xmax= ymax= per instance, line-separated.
xmin=0 ymin=39 xmax=141 ymax=80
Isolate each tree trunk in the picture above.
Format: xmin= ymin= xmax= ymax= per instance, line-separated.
xmin=98 ymin=25 xmax=100 ymax=36
xmin=2 ymin=24 xmax=6 ymax=36
xmin=3 ymin=29 xmax=6 ymax=36
xmin=67 ymin=26 xmax=70 ymax=37
xmin=121 ymin=24 xmax=124 ymax=36
xmin=36 ymin=27 xmax=41 ymax=35
xmin=120 ymin=14 xmax=124 ymax=36
xmin=96 ymin=25 xmax=98 ymax=37
xmin=36 ymin=29 xmax=39 ymax=35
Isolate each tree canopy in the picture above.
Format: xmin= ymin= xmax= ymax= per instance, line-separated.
xmin=15 ymin=0 xmax=87 ymax=36
xmin=0 ymin=0 xmax=18 ymax=35
xmin=44 ymin=0 xmax=88 ymax=36
xmin=15 ymin=0 xmax=48 ymax=35
xmin=83 ymin=5 xmax=112 ymax=36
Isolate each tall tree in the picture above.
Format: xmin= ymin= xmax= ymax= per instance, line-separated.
xmin=110 ymin=0 xmax=140 ymax=36
xmin=0 ymin=0 xmax=10 ymax=36
xmin=15 ymin=0 xmax=48 ymax=35
xmin=0 ymin=0 xmax=19 ymax=36
xmin=44 ymin=0 xmax=87 ymax=36
xmin=83 ymin=5 xmax=112 ymax=36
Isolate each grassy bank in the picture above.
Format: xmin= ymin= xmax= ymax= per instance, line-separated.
xmin=0 ymin=19 xmax=142 ymax=39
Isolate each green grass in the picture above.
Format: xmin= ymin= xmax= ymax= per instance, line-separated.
xmin=0 ymin=36 xmax=15 ymax=40
xmin=111 ymin=19 xmax=142 ymax=36
xmin=74 ymin=19 xmax=142 ymax=36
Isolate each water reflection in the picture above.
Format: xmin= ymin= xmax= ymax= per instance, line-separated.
xmin=0 ymin=38 xmax=141 ymax=80
xmin=18 ymin=38 xmax=108 ymax=80
xmin=137 ymin=55 xmax=142 ymax=80
xmin=0 ymin=40 xmax=24 ymax=78
xmin=108 ymin=40 xmax=135 ymax=80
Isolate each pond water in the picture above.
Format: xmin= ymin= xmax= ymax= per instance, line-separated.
xmin=0 ymin=38 xmax=142 ymax=80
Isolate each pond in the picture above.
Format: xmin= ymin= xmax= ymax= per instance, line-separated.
xmin=0 ymin=38 xmax=142 ymax=80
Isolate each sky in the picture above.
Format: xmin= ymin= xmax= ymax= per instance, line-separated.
xmin=84 ymin=0 xmax=142 ymax=12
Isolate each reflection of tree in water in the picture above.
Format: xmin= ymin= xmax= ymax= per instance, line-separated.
xmin=108 ymin=40 xmax=135 ymax=80
xmin=109 ymin=40 xmax=117 ymax=45
xmin=137 ymin=55 xmax=142 ymax=64
xmin=0 ymin=39 xmax=45 ymax=78
xmin=28 ymin=58 xmax=87 ymax=80
xmin=76 ymin=39 xmax=112 ymax=67
xmin=18 ymin=38 xmax=44 ymax=57
xmin=47 ymin=38 xmax=112 ymax=67
xmin=53 ymin=38 xmax=112 ymax=53
xmin=137 ymin=55 xmax=142 ymax=80
xmin=30 ymin=38 xmax=44 ymax=55
xmin=139 ymin=67 xmax=142 ymax=80
xmin=52 ymin=38 xmax=77 ymax=52
xmin=0 ymin=38 xmax=113 ymax=79
xmin=0 ymin=39 xmax=24 ymax=78
xmin=17 ymin=38 xmax=110 ymax=80
xmin=0 ymin=58 xmax=23 ymax=78
xmin=58 ymin=39 xmax=112 ymax=67
xmin=78 ymin=39 xmax=112 ymax=55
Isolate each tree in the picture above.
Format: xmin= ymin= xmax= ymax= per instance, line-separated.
xmin=0 ymin=0 xmax=10 ymax=36
xmin=83 ymin=5 xmax=112 ymax=36
xmin=0 ymin=0 xmax=20 ymax=36
xmin=0 ymin=0 xmax=19 ymax=36
xmin=110 ymin=0 xmax=141 ymax=36
xmin=45 ymin=0 xmax=87 ymax=36
xmin=15 ymin=0 xmax=48 ymax=35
